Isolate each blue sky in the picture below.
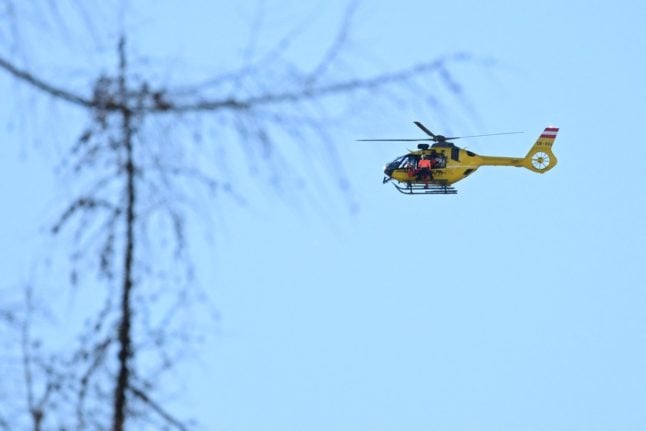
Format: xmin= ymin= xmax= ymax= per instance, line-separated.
xmin=2 ymin=1 xmax=646 ymax=430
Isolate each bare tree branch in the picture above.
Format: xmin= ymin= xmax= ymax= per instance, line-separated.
xmin=20 ymin=286 xmax=40 ymax=431
xmin=128 ymin=385 xmax=190 ymax=431
xmin=0 ymin=56 xmax=92 ymax=107
xmin=156 ymin=53 xmax=471 ymax=114
xmin=76 ymin=336 xmax=112 ymax=430
xmin=305 ymin=0 xmax=359 ymax=85
xmin=51 ymin=197 xmax=118 ymax=234
xmin=1 ymin=50 xmax=472 ymax=117
xmin=0 ymin=309 xmax=16 ymax=324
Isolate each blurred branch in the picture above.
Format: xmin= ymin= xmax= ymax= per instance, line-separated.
xmin=20 ymin=284 xmax=42 ymax=431
xmin=0 ymin=309 xmax=16 ymax=324
xmin=128 ymin=384 xmax=190 ymax=431
xmin=76 ymin=336 xmax=112 ymax=430
xmin=152 ymin=53 xmax=471 ymax=114
xmin=51 ymin=197 xmax=118 ymax=235
xmin=304 ymin=0 xmax=358 ymax=85
xmin=19 ymin=284 xmax=63 ymax=431
xmin=0 ymin=56 xmax=92 ymax=107
xmin=1 ymin=49 xmax=472 ymax=116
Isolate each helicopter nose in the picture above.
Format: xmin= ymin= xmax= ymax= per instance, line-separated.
xmin=383 ymin=166 xmax=395 ymax=184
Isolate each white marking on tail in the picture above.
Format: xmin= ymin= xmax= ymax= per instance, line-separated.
xmin=541 ymin=127 xmax=559 ymax=138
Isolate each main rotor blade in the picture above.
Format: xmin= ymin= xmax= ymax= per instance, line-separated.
xmin=445 ymin=131 xmax=524 ymax=140
xmin=413 ymin=121 xmax=437 ymax=138
xmin=356 ymin=138 xmax=433 ymax=142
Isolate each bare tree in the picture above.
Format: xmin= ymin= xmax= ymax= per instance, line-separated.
xmin=0 ymin=2 xmax=482 ymax=430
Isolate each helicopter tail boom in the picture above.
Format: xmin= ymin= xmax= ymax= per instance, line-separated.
xmin=522 ymin=126 xmax=559 ymax=173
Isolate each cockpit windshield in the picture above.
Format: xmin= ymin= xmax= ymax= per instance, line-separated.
xmin=388 ymin=155 xmax=417 ymax=169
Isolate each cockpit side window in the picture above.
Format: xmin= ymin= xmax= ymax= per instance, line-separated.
xmin=432 ymin=154 xmax=447 ymax=168
xmin=404 ymin=155 xmax=421 ymax=169
xmin=389 ymin=155 xmax=425 ymax=170
xmin=391 ymin=155 xmax=414 ymax=169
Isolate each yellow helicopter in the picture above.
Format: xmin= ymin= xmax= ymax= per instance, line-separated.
xmin=359 ymin=122 xmax=559 ymax=194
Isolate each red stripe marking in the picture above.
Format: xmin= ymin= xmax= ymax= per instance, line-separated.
xmin=544 ymin=127 xmax=559 ymax=131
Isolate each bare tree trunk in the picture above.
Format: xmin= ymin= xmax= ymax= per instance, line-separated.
xmin=113 ymin=36 xmax=135 ymax=431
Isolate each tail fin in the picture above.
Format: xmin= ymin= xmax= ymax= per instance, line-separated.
xmin=523 ymin=126 xmax=559 ymax=173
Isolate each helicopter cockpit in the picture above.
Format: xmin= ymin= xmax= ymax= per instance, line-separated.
xmin=384 ymin=153 xmax=447 ymax=175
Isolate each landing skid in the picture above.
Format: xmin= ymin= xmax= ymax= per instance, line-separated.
xmin=393 ymin=182 xmax=457 ymax=195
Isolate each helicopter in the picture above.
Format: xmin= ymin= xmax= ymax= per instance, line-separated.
xmin=358 ymin=122 xmax=559 ymax=194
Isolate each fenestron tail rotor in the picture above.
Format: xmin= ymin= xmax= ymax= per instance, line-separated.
xmin=358 ymin=121 xmax=523 ymax=144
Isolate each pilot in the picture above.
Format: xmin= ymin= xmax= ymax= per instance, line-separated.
xmin=416 ymin=154 xmax=433 ymax=180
